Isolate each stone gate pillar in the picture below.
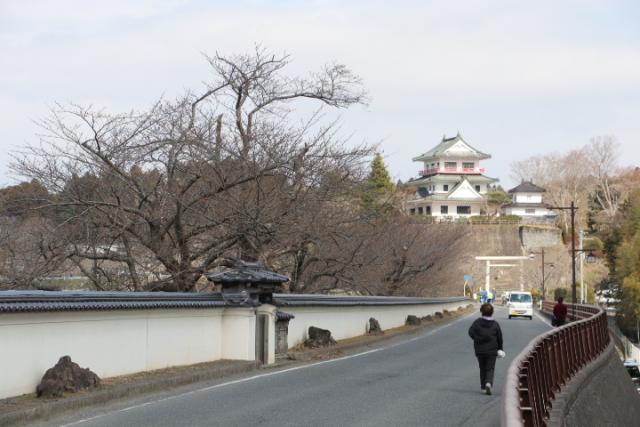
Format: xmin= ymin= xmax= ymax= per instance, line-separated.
xmin=275 ymin=311 xmax=295 ymax=355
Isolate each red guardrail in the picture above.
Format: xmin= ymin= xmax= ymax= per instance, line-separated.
xmin=540 ymin=301 xmax=600 ymax=320
xmin=419 ymin=167 xmax=486 ymax=176
xmin=502 ymin=303 xmax=609 ymax=427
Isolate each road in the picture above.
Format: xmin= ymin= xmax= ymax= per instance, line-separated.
xmin=40 ymin=307 xmax=550 ymax=427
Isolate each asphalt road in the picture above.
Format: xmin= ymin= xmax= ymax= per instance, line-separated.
xmin=41 ymin=307 xmax=551 ymax=427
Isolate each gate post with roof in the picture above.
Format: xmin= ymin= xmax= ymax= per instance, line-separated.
xmin=206 ymin=261 xmax=289 ymax=365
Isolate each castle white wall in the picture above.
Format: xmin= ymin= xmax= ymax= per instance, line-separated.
xmin=504 ymin=207 xmax=551 ymax=217
xmin=514 ymin=192 xmax=543 ymax=203
xmin=430 ymin=202 xmax=482 ymax=217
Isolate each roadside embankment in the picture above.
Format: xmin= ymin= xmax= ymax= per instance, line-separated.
xmin=548 ymin=341 xmax=640 ymax=427
xmin=535 ymin=306 xmax=640 ymax=426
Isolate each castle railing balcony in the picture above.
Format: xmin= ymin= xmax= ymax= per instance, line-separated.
xmin=419 ymin=167 xmax=485 ymax=176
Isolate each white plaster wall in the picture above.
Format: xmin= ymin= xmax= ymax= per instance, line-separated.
xmin=285 ymin=301 xmax=468 ymax=348
xmin=0 ymin=308 xmax=232 ymax=399
xmin=429 ymin=202 xmax=480 ymax=218
xmin=449 ymin=182 xmax=480 ymax=199
xmin=506 ymin=207 xmax=549 ymax=217
xmin=430 ymin=202 xmax=455 ymax=217
xmin=439 ymin=182 xmax=456 ymax=192
xmin=431 ymin=202 xmax=444 ymax=216
xmin=515 ymin=193 xmax=543 ymax=203
xmin=221 ymin=308 xmax=256 ymax=361
xmin=0 ymin=300 xmax=469 ymax=399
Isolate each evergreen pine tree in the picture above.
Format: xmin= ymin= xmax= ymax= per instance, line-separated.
xmin=361 ymin=153 xmax=395 ymax=215
xmin=367 ymin=153 xmax=394 ymax=194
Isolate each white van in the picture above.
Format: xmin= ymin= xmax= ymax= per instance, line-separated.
xmin=507 ymin=291 xmax=533 ymax=320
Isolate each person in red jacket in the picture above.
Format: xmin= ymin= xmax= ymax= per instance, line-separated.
xmin=553 ymin=296 xmax=568 ymax=326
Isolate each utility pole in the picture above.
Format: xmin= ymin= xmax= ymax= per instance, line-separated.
xmin=571 ymin=201 xmax=576 ymax=308
xmin=549 ymin=201 xmax=579 ymax=320
xmin=579 ymin=230 xmax=585 ymax=304
xmin=485 ymin=260 xmax=491 ymax=293
xmin=541 ymin=248 xmax=546 ymax=301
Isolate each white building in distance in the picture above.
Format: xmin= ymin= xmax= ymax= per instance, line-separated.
xmin=405 ymin=133 xmax=498 ymax=218
xmin=502 ymin=181 xmax=556 ymax=219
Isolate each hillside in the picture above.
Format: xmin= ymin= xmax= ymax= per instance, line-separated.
xmin=415 ymin=224 xmax=573 ymax=298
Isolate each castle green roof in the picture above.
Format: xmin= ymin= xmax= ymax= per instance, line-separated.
xmin=412 ymin=132 xmax=491 ymax=162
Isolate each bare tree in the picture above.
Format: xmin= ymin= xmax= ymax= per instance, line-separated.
xmin=586 ymin=136 xmax=621 ymax=219
xmin=511 ymin=149 xmax=594 ymax=233
xmin=11 ymin=48 xmax=371 ymax=291
xmin=510 ymin=154 xmax=554 ymax=186
xmin=0 ymin=215 xmax=67 ymax=289
xmin=296 ymin=217 xmax=469 ymax=296
xmin=511 ymin=136 xmax=627 ymax=233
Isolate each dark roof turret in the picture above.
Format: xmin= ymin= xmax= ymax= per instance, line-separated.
xmin=508 ymin=181 xmax=546 ymax=193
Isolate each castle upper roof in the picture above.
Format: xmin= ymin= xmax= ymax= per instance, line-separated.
xmin=412 ymin=132 xmax=491 ymax=162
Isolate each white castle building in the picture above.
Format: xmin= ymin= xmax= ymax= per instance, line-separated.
xmin=405 ymin=133 xmax=498 ymax=218
xmin=502 ymin=181 xmax=556 ymax=219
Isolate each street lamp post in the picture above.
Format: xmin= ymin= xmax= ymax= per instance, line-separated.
xmin=540 ymin=249 xmax=545 ymax=301
xmin=549 ymin=201 xmax=578 ymax=320
xmin=529 ymin=248 xmax=555 ymax=302
xmin=540 ymin=249 xmax=547 ymax=302
xmin=549 ymin=201 xmax=595 ymax=320
xmin=548 ymin=202 xmax=598 ymax=319
xmin=571 ymin=202 xmax=577 ymax=307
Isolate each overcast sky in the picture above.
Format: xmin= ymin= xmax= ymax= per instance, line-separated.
xmin=2 ymin=0 xmax=639 ymax=188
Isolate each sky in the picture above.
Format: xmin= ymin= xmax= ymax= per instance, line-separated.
xmin=1 ymin=0 xmax=640 ymax=188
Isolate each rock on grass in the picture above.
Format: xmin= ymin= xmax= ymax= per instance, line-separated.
xmin=36 ymin=356 xmax=100 ymax=398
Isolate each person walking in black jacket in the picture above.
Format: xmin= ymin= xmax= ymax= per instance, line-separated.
xmin=468 ymin=303 xmax=504 ymax=395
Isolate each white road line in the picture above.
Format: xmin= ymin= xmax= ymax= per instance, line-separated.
xmin=534 ymin=311 xmax=553 ymax=327
xmin=58 ymin=310 xmax=476 ymax=427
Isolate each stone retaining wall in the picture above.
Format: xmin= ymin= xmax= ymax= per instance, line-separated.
xmin=519 ymin=225 xmax=561 ymax=249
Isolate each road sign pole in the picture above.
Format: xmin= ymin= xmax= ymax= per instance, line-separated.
xmin=463 ymin=274 xmax=472 ymax=297
xmin=485 ymin=261 xmax=490 ymax=293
